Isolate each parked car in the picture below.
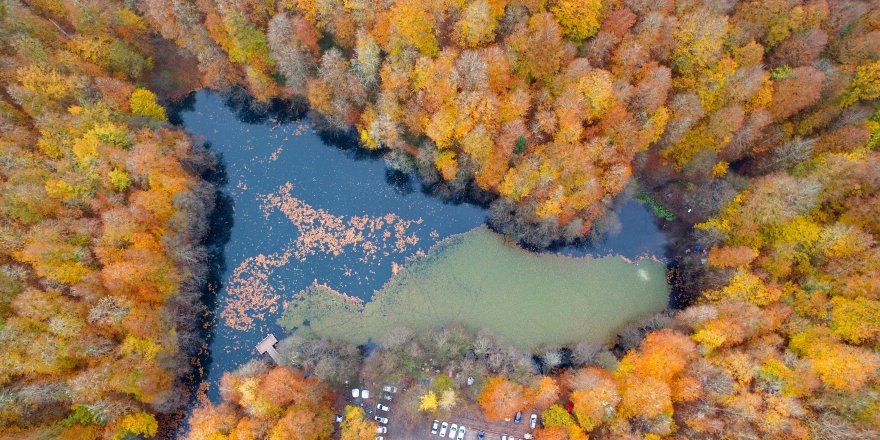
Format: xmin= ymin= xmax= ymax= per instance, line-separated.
xmin=456 ymin=426 xmax=466 ymax=440
xmin=514 ymin=411 xmax=522 ymax=424
xmin=382 ymin=385 xmax=398 ymax=393
xmin=477 ymin=431 xmax=485 ymax=440
xmin=335 ymin=415 xmax=343 ymax=423
xmin=382 ymin=393 xmax=392 ymax=401
xmin=374 ymin=416 xmax=388 ymax=424
xmin=376 ymin=426 xmax=387 ymax=434
xmin=501 ymin=435 xmax=508 ymax=440
xmin=439 ymin=422 xmax=448 ymax=437
xmin=361 ymin=389 xmax=370 ymax=399
xmin=351 ymin=389 xmax=360 ymax=398
xmin=530 ymin=413 xmax=537 ymax=429
xmin=431 ymin=419 xmax=440 ymax=434
xmin=377 ymin=403 xmax=389 ymax=412
xmin=448 ymin=424 xmax=458 ymax=438
xmin=375 ymin=437 xmax=383 ymax=440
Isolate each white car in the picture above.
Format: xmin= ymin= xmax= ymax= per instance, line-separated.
xmin=448 ymin=424 xmax=458 ymax=438
xmin=351 ymin=388 xmax=360 ymax=398
xmin=431 ymin=419 xmax=440 ymax=434
xmin=376 ymin=426 xmax=387 ymax=434
xmin=501 ymin=436 xmax=508 ymax=440
xmin=456 ymin=426 xmax=466 ymax=440
xmin=375 ymin=437 xmax=383 ymax=440
xmin=361 ymin=389 xmax=370 ymax=399
xmin=439 ymin=422 xmax=448 ymax=437
xmin=383 ymin=385 xmax=398 ymax=393
xmin=530 ymin=413 xmax=537 ymax=429
xmin=377 ymin=403 xmax=389 ymax=412
xmin=374 ymin=416 xmax=388 ymax=424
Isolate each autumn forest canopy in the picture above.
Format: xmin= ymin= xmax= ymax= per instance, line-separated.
xmin=0 ymin=0 xmax=879 ymax=438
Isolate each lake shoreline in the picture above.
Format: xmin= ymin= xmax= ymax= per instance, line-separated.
xmin=170 ymin=88 xmax=689 ymax=411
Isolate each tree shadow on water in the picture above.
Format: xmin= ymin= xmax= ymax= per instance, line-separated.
xmin=166 ymin=91 xmax=196 ymax=126
xmin=220 ymin=86 xmax=309 ymax=125
xmin=178 ymin=145 xmax=234 ymax=430
xmin=219 ymin=86 xmax=388 ymax=165
xmin=385 ymin=168 xmax=415 ymax=195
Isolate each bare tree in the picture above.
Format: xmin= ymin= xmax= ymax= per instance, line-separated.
xmin=571 ymin=340 xmax=603 ymax=367
xmin=267 ymin=14 xmax=318 ymax=91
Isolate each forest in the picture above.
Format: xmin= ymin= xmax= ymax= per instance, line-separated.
xmin=0 ymin=0 xmax=878 ymax=438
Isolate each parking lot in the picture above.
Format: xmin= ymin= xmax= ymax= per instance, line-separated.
xmin=421 ymin=415 xmax=535 ymax=440
xmin=342 ymin=384 xmax=537 ymax=440
xmin=343 ymin=385 xmax=398 ymax=438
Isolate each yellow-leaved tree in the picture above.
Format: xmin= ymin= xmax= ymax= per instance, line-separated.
xmin=129 ymin=88 xmax=167 ymax=120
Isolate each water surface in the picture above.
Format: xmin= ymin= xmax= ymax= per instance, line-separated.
xmin=181 ymin=91 xmax=485 ymax=399
xmin=178 ymin=90 xmax=671 ymax=400
xmin=280 ymin=226 xmax=669 ymax=350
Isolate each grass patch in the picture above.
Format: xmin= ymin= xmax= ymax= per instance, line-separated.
xmin=279 ymin=226 xmax=669 ymax=350
xmin=636 ymin=194 xmax=676 ymax=221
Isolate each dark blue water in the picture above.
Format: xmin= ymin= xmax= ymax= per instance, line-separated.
xmin=179 ymin=90 xmax=670 ymax=401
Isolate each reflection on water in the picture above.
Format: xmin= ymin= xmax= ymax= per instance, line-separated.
xmin=178 ymin=90 xmax=671 ymax=401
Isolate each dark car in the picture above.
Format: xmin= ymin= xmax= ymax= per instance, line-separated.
xmin=477 ymin=431 xmax=485 ymax=440
xmin=514 ymin=411 xmax=522 ymax=424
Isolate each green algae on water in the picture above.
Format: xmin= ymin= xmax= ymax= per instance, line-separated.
xmin=279 ymin=226 xmax=669 ymax=350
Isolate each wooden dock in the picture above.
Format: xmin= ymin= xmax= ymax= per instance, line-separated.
xmin=256 ymin=334 xmax=281 ymax=364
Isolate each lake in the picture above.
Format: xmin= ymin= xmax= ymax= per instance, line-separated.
xmin=279 ymin=225 xmax=669 ymax=350
xmin=177 ymin=90 xmax=671 ymax=401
